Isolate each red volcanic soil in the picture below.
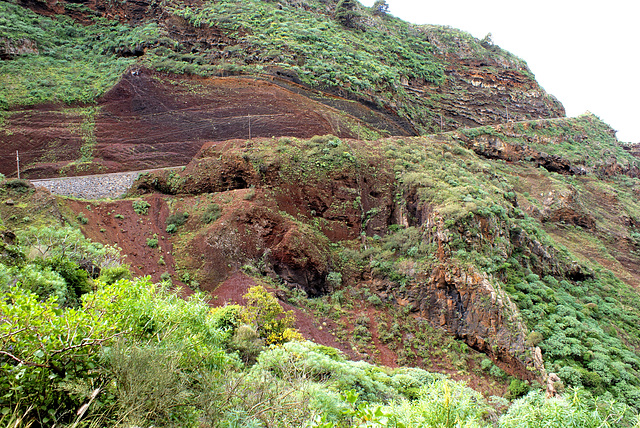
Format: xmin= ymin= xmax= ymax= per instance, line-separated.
xmin=64 ymin=194 xmax=354 ymax=357
xmin=65 ymin=194 xmax=191 ymax=294
xmin=0 ymin=69 xmax=380 ymax=179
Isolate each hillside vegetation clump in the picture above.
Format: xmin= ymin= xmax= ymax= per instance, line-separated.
xmin=0 ymin=1 xmax=159 ymax=108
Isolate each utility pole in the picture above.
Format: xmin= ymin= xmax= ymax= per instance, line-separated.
xmin=16 ymin=150 xmax=20 ymax=180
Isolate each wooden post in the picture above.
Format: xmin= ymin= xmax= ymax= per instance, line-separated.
xmin=16 ymin=150 xmax=20 ymax=180
xmin=248 ymin=115 xmax=252 ymax=140
xmin=440 ymin=114 xmax=443 ymax=132
xmin=506 ymin=107 xmax=510 ymax=122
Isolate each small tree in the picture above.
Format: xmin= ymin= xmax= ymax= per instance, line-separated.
xmin=335 ymin=0 xmax=359 ymax=28
xmin=372 ymin=0 xmax=389 ymax=16
xmin=241 ymin=285 xmax=302 ymax=345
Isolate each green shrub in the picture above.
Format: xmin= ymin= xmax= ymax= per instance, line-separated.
xmin=489 ymin=365 xmax=508 ymax=379
xmin=166 ymin=212 xmax=189 ymax=229
xmin=335 ymin=0 xmax=360 ymax=28
xmin=107 ymin=343 xmax=195 ymax=425
xmin=526 ymin=331 xmax=543 ymax=347
xmin=0 ymin=286 xmax=108 ymax=423
xmin=506 ymin=379 xmax=530 ymax=400
xmin=480 ymin=358 xmax=493 ymax=371
xmin=37 ymin=256 xmax=91 ymax=305
xmin=98 ymin=265 xmax=132 ymax=285
xmin=133 ymin=200 xmax=151 ymax=215
xmin=241 ymin=285 xmax=302 ymax=345
xmin=230 ymin=324 xmax=265 ymax=364
xmin=243 ymin=188 xmax=256 ymax=200
xmin=388 ymin=378 xmax=490 ymax=427
xmin=13 ymin=263 xmax=68 ymax=305
xmin=201 ymin=203 xmax=222 ymax=224
xmin=146 ymin=238 xmax=158 ymax=248
xmin=326 ymin=271 xmax=342 ymax=288
xmin=3 ymin=179 xmax=31 ymax=193
xmin=209 ymin=304 xmax=242 ymax=333
xmin=17 ymin=227 xmax=121 ymax=268
xmin=499 ymin=389 xmax=634 ymax=427
xmin=367 ymin=294 xmax=383 ymax=307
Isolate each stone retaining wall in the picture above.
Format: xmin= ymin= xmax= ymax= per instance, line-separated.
xmin=31 ymin=171 xmax=144 ymax=199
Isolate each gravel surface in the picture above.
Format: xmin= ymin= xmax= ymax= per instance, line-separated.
xmin=31 ymin=171 xmax=144 ymax=199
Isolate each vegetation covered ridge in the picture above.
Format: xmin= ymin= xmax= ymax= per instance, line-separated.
xmin=2 ymin=0 xmax=640 ymax=426
xmin=2 ymin=0 xmax=564 ymax=135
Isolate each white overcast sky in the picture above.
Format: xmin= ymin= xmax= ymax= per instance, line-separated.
xmin=360 ymin=0 xmax=639 ymax=143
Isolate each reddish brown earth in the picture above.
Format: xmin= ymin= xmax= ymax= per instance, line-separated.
xmin=126 ymin=138 xmax=543 ymax=386
xmin=65 ymin=195 xmax=193 ymax=295
xmin=0 ymin=70 xmax=384 ymax=179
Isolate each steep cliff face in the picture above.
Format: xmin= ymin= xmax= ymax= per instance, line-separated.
xmin=0 ymin=70 xmax=386 ymax=178
xmin=455 ymin=115 xmax=638 ymax=178
xmin=408 ymin=28 xmax=565 ymax=131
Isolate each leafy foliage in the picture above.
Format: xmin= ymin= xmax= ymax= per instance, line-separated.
xmin=240 ymin=285 xmax=302 ymax=345
xmin=0 ymin=226 xmax=122 ymax=306
xmin=372 ymin=0 xmax=390 ymax=17
xmin=201 ymin=203 xmax=222 ymax=224
xmin=132 ymin=200 xmax=151 ymax=215
xmin=335 ymin=0 xmax=360 ymax=28
xmin=499 ymin=389 xmax=634 ymax=428
xmin=2 ymin=258 xmax=638 ymax=426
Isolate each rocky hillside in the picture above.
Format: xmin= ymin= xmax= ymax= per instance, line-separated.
xmin=1 ymin=0 xmax=563 ymax=177
xmin=121 ymin=113 xmax=640 ymax=403
xmin=2 ymin=0 xmax=640 ymax=425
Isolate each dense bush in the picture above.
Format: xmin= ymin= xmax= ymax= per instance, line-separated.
xmin=498 ymin=389 xmax=635 ymax=428
xmin=98 ymin=264 xmax=132 ymax=285
xmin=240 ymin=285 xmax=302 ymax=345
xmin=3 ymin=266 xmax=638 ymax=427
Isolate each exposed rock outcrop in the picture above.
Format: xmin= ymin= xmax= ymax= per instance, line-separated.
xmin=458 ymin=133 xmax=586 ymax=176
xmin=0 ymin=37 xmax=38 ymax=59
xmin=0 ymin=71 xmax=381 ymax=178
